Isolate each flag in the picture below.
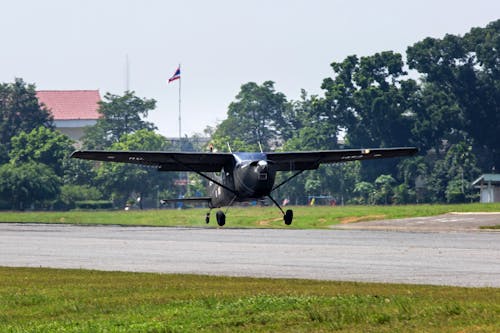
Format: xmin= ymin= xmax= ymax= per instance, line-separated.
xmin=168 ymin=66 xmax=181 ymax=83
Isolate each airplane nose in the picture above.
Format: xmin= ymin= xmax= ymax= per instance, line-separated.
xmin=257 ymin=160 xmax=268 ymax=180
xmin=257 ymin=160 xmax=268 ymax=168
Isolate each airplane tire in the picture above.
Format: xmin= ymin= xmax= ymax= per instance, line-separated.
xmin=284 ymin=209 xmax=293 ymax=225
xmin=216 ymin=210 xmax=226 ymax=226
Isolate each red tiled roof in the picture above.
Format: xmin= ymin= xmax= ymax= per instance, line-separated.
xmin=36 ymin=90 xmax=101 ymax=120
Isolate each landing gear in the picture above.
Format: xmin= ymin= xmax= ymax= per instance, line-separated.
xmin=216 ymin=210 xmax=226 ymax=226
xmin=268 ymin=195 xmax=293 ymax=225
xmin=284 ymin=209 xmax=293 ymax=225
xmin=205 ymin=210 xmax=211 ymax=224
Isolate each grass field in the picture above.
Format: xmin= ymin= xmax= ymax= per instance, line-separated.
xmin=0 ymin=267 xmax=498 ymax=332
xmin=1 ymin=207 xmax=499 ymax=332
xmin=0 ymin=203 xmax=498 ymax=228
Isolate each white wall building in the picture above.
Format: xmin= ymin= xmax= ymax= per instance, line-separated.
xmin=36 ymin=90 xmax=101 ymax=142
xmin=472 ymin=174 xmax=500 ymax=203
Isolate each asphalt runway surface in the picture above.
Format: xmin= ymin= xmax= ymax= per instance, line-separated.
xmin=332 ymin=212 xmax=500 ymax=232
xmin=1 ymin=213 xmax=499 ymax=287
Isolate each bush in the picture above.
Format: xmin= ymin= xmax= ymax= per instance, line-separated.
xmin=445 ymin=179 xmax=467 ymax=203
xmin=0 ymin=200 xmax=11 ymax=210
xmin=75 ymin=200 xmax=114 ymax=210
xmin=58 ymin=185 xmax=103 ymax=210
xmin=392 ymin=184 xmax=416 ymax=204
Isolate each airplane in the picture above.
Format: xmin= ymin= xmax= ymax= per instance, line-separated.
xmin=71 ymin=146 xmax=418 ymax=226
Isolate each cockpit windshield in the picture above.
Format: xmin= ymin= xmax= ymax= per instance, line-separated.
xmin=233 ymin=152 xmax=266 ymax=163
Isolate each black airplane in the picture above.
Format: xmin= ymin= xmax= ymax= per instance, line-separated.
xmin=71 ymin=146 xmax=417 ymax=226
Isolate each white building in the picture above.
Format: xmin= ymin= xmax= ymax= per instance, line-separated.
xmin=36 ymin=90 xmax=101 ymax=141
xmin=472 ymin=174 xmax=500 ymax=203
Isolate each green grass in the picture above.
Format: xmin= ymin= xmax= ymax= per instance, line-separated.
xmin=0 ymin=203 xmax=499 ymax=228
xmin=0 ymin=267 xmax=498 ymax=332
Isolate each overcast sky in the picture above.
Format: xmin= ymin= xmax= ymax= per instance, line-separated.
xmin=2 ymin=0 xmax=499 ymax=137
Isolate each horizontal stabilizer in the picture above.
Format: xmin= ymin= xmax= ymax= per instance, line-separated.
xmin=160 ymin=197 xmax=212 ymax=205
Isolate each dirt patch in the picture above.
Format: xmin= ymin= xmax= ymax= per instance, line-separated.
xmin=257 ymin=217 xmax=282 ymax=226
xmin=340 ymin=215 xmax=387 ymax=224
xmin=333 ymin=213 xmax=500 ymax=232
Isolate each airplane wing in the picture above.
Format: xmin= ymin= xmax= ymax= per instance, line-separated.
xmin=70 ymin=150 xmax=234 ymax=172
xmin=72 ymin=147 xmax=417 ymax=172
xmin=267 ymin=147 xmax=418 ymax=171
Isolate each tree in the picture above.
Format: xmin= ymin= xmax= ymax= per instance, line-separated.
xmin=321 ymin=52 xmax=418 ymax=181
xmin=0 ymin=126 xmax=74 ymax=210
xmin=0 ymin=162 xmax=61 ymax=210
xmin=274 ymin=91 xmax=349 ymax=205
xmin=353 ymin=181 xmax=375 ymax=204
xmin=397 ymin=156 xmax=428 ymax=203
xmin=9 ymin=126 xmax=74 ymax=177
xmin=212 ymin=81 xmax=288 ymax=151
xmin=322 ymin=52 xmax=416 ymax=149
xmin=427 ymin=141 xmax=480 ymax=203
xmin=373 ymin=174 xmax=396 ymax=205
xmin=407 ymin=19 xmax=500 ymax=169
xmin=0 ymin=78 xmax=53 ymax=163
xmin=83 ymin=91 xmax=157 ymax=149
xmin=392 ymin=184 xmax=415 ymax=205
xmin=284 ymin=93 xmax=340 ymax=151
xmin=62 ymin=158 xmax=99 ymax=187
xmin=411 ymin=85 xmax=464 ymax=155
xmin=95 ymin=129 xmax=172 ymax=208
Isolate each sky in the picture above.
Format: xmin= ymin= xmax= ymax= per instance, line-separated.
xmin=1 ymin=0 xmax=499 ymax=138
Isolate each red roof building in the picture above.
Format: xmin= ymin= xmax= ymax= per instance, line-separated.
xmin=36 ymin=90 xmax=101 ymax=141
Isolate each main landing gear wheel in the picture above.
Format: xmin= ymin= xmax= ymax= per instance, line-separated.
xmin=284 ymin=209 xmax=293 ymax=225
xmin=216 ymin=210 xmax=226 ymax=227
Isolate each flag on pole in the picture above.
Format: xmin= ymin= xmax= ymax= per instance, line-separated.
xmin=168 ymin=66 xmax=181 ymax=83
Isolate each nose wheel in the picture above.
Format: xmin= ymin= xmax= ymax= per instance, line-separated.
xmin=206 ymin=195 xmax=236 ymax=227
xmin=215 ymin=210 xmax=226 ymax=226
xmin=204 ymin=209 xmax=225 ymax=226
xmin=284 ymin=209 xmax=293 ymax=225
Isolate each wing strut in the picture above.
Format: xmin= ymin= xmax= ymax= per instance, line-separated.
xmin=272 ymin=169 xmax=308 ymax=192
xmin=271 ymin=157 xmax=323 ymax=191
xmin=267 ymin=194 xmax=285 ymax=215
xmin=170 ymin=156 xmax=238 ymax=195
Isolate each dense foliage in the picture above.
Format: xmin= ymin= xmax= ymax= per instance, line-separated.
xmin=211 ymin=19 xmax=500 ymax=205
xmin=0 ymin=79 xmax=53 ymax=164
xmin=0 ymin=20 xmax=498 ymax=210
xmin=0 ymin=87 xmax=176 ymax=210
xmin=83 ymin=91 xmax=157 ymax=149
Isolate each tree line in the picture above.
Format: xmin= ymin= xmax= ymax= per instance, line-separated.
xmin=211 ymin=19 xmax=499 ymax=205
xmin=0 ymin=19 xmax=498 ymax=210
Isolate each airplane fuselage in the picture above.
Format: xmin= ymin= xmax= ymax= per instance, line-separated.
xmin=208 ymin=152 xmax=277 ymax=208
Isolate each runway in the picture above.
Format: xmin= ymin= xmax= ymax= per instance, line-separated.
xmin=1 ymin=221 xmax=499 ymax=287
xmin=332 ymin=212 xmax=500 ymax=232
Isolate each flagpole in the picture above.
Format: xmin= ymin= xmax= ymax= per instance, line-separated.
xmin=178 ymin=63 xmax=182 ymax=149
xmin=177 ymin=64 xmax=186 ymax=196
